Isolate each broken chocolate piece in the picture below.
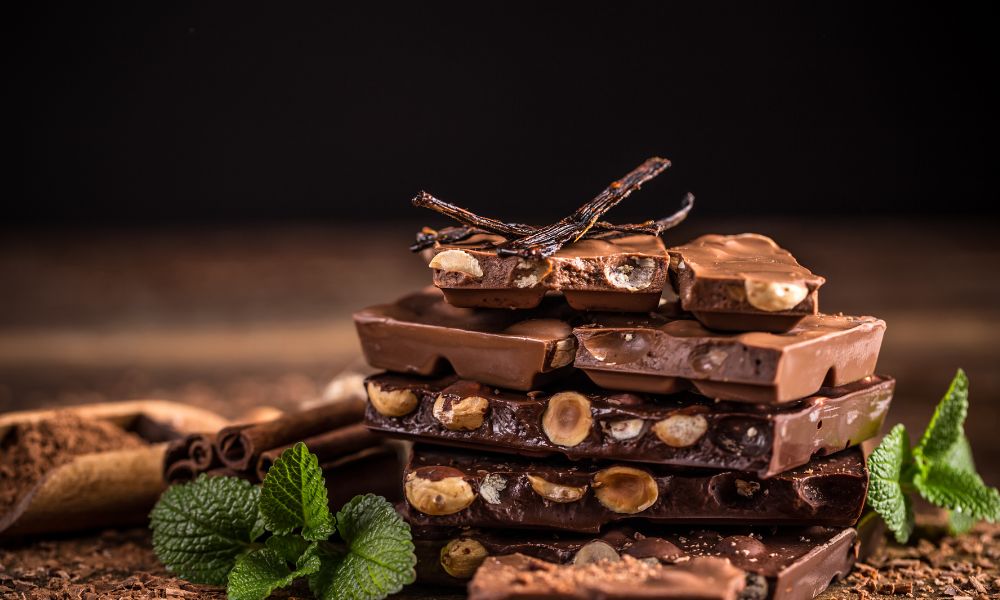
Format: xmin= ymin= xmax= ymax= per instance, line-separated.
xmin=353 ymin=288 xmax=578 ymax=391
xmin=429 ymin=234 xmax=670 ymax=311
xmin=669 ymin=234 xmax=826 ymax=332
xmin=573 ymin=311 xmax=885 ymax=404
xmin=468 ymin=553 xmax=746 ymax=600
xmin=364 ymin=373 xmax=894 ymax=477
xmin=401 ymin=445 xmax=868 ymax=532
xmin=414 ymin=524 xmax=857 ymax=600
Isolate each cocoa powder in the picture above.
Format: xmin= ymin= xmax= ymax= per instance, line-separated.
xmin=0 ymin=413 xmax=146 ymax=520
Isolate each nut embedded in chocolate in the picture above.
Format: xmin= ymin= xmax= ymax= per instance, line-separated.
xmin=405 ymin=467 xmax=476 ymax=515
xmin=433 ymin=394 xmax=489 ymax=431
xmin=592 ymin=466 xmax=659 ymax=514
xmin=604 ymin=257 xmax=657 ymax=291
xmin=745 ymin=279 xmax=808 ymax=312
xmin=572 ymin=540 xmax=621 ymax=565
xmin=603 ymin=418 xmax=645 ymax=441
xmin=652 ymin=413 xmax=708 ymax=448
xmin=542 ymin=391 xmax=593 ymax=447
xmin=366 ymin=381 xmax=418 ymax=417
xmin=440 ymin=538 xmax=489 ymax=579
xmin=429 ymin=249 xmax=484 ymax=279
xmin=526 ymin=474 xmax=588 ymax=503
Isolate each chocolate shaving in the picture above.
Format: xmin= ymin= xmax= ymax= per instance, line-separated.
xmin=411 ymin=157 xmax=690 ymax=257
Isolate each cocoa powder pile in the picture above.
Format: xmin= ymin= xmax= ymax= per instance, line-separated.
xmin=0 ymin=413 xmax=146 ymax=520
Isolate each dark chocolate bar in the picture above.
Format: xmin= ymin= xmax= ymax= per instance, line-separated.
xmin=429 ymin=233 xmax=669 ymax=311
xmin=416 ymin=524 xmax=857 ymax=600
xmin=470 ymin=554 xmax=746 ymax=600
xmin=401 ymin=445 xmax=867 ymax=532
xmin=365 ymin=373 xmax=893 ymax=477
xmin=573 ymin=312 xmax=885 ymax=404
xmin=353 ymin=287 xmax=578 ymax=391
xmin=669 ymin=234 xmax=826 ymax=332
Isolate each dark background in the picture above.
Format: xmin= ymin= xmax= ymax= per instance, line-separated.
xmin=12 ymin=3 xmax=998 ymax=227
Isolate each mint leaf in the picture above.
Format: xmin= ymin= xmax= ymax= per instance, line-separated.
xmin=260 ymin=442 xmax=335 ymax=541
xmin=227 ymin=536 xmax=322 ymax=600
xmin=150 ymin=475 xmax=264 ymax=585
xmin=915 ymin=369 xmax=969 ymax=461
xmin=311 ymin=494 xmax=416 ymax=600
xmin=949 ymin=509 xmax=977 ymax=535
xmin=867 ymin=424 xmax=915 ymax=543
xmin=943 ymin=434 xmax=979 ymax=533
xmin=914 ymin=461 xmax=1000 ymax=522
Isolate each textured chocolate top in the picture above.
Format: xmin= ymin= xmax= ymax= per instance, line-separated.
xmin=574 ymin=311 xmax=885 ymax=403
xmin=431 ymin=233 xmax=669 ymax=311
xmin=402 ymin=445 xmax=868 ymax=532
xmin=353 ymin=287 xmax=578 ymax=391
xmin=365 ymin=373 xmax=893 ymax=477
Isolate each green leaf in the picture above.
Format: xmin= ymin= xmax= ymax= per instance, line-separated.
xmin=227 ymin=537 xmax=322 ymax=600
xmin=310 ymin=495 xmax=416 ymax=600
xmin=942 ymin=434 xmax=982 ymax=533
xmin=260 ymin=442 xmax=335 ymax=541
xmin=914 ymin=461 xmax=1000 ymax=522
xmin=866 ymin=424 xmax=916 ymax=543
xmin=949 ymin=509 xmax=977 ymax=535
xmin=150 ymin=475 xmax=264 ymax=585
xmin=915 ymin=369 xmax=969 ymax=462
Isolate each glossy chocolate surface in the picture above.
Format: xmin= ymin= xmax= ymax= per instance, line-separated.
xmin=402 ymin=445 xmax=868 ymax=532
xmin=574 ymin=311 xmax=885 ymax=403
xmin=365 ymin=373 xmax=893 ymax=477
xmin=353 ymin=287 xmax=578 ymax=391
xmin=431 ymin=233 xmax=669 ymax=311
xmin=416 ymin=524 xmax=857 ymax=600
xmin=668 ymin=234 xmax=825 ymax=332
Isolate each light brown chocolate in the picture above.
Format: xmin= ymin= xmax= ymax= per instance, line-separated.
xmin=573 ymin=312 xmax=885 ymax=404
xmin=669 ymin=234 xmax=825 ymax=332
xmin=430 ymin=234 xmax=669 ymax=311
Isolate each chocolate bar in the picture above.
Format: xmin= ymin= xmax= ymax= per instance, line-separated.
xmin=365 ymin=373 xmax=893 ymax=477
xmin=416 ymin=525 xmax=857 ymax=600
xmin=573 ymin=312 xmax=885 ymax=403
xmin=669 ymin=234 xmax=825 ymax=332
xmin=429 ymin=233 xmax=669 ymax=311
xmin=401 ymin=445 xmax=867 ymax=532
xmin=353 ymin=287 xmax=578 ymax=391
xmin=470 ymin=554 xmax=746 ymax=600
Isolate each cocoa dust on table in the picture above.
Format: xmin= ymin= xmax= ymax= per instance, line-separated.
xmin=0 ymin=413 xmax=146 ymax=520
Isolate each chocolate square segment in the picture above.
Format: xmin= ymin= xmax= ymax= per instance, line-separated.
xmin=430 ymin=233 xmax=669 ymax=311
xmin=573 ymin=311 xmax=885 ymax=404
xmin=365 ymin=373 xmax=893 ymax=477
xmin=353 ymin=287 xmax=578 ymax=391
xmin=669 ymin=234 xmax=826 ymax=332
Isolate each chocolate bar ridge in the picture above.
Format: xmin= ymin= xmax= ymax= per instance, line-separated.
xmin=365 ymin=373 xmax=893 ymax=477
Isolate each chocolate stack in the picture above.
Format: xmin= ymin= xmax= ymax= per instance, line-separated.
xmin=355 ymin=158 xmax=891 ymax=600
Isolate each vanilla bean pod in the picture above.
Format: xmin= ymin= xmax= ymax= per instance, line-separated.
xmin=591 ymin=192 xmax=695 ymax=239
xmin=412 ymin=192 xmax=535 ymax=238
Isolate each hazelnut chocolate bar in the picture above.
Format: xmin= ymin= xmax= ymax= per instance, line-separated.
xmin=669 ymin=234 xmax=826 ymax=332
xmin=417 ymin=524 xmax=857 ymax=600
xmin=402 ymin=445 xmax=867 ymax=532
xmin=365 ymin=373 xmax=894 ymax=477
xmin=573 ymin=312 xmax=885 ymax=404
xmin=353 ymin=287 xmax=578 ymax=391
xmin=429 ymin=233 xmax=669 ymax=311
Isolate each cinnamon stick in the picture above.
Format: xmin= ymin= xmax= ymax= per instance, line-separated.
xmin=255 ymin=422 xmax=383 ymax=481
xmin=164 ymin=459 xmax=198 ymax=484
xmin=216 ymin=397 xmax=366 ymax=471
xmin=188 ymin=434 xmax=218 ymax=471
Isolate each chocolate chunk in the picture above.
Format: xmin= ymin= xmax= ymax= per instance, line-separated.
xmin=401 ymin=445 xmax=868 ymax=532
xmin=415 ymin=524 xmax=857 ymax=600
xmin=573 ymin=311 xmax=885 ymax=404
xmin=429 ymin=234 xmax=669 ymax=311
xmin=364 ymin=373 xmax=894 ymax=477
xmin=669 ymin=234 xmax=826 ymax=332
xmin=468 ymin=553 xmax=747 ymax=600
xmin=353 ymin=288 xmax=578 ymax=391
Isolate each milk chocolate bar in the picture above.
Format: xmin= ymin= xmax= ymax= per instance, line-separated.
xmin=365 ymin=373 xmax=893 ymax=477
xmin=470 ymin=554 xmax=746 ymax=600
xmin=353 ymin=288 xmax=578 ymax=391
xmin=429 ymin=234 xmax=669 ymax=311
xmin=402 ymin=445 xmax=867 ymax=532
xmin=574 ymin=312 xmax=885 ymax=403
xmin=417 ymin=525 xmax=856 ymax=600
xmin=669 ymin=234 xmax=826 ymax=332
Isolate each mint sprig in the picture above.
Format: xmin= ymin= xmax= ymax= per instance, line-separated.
xmin=150 ymin=442 xmax=416 ymax=600
xmin=866 ymin=369 xmax=1000 ymax=542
